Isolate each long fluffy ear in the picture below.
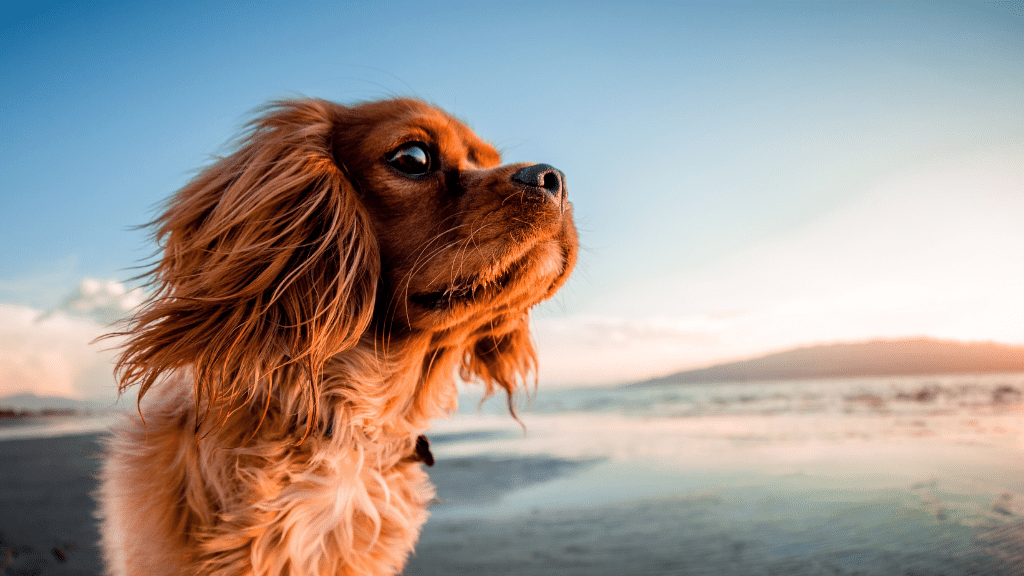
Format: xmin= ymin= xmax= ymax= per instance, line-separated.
xmin=114 ymin=99 xmax=379 ymax=424
xmin=459 ymin=316 xmax=538 ymax=406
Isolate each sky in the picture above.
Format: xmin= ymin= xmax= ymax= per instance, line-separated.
xmin=1 ymin=1 xmax=1022 ymax=399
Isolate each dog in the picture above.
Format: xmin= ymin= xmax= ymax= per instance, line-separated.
xmin=97 ymin=98 xmax=578 ymax=576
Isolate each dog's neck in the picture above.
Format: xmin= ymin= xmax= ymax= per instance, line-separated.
xmin=221 ymin=317 xmax=513 ymax=449
xmin=285 ymin=329 xmax=462 ymax=441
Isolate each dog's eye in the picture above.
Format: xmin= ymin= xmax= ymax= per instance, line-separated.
xmin=386 ymin=142 xmax=433 ymax=176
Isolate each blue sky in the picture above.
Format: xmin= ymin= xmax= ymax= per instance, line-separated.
xmin=2 ymin=1 xmax=1022 ymax=396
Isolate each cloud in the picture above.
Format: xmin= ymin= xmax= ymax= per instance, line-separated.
xmin=0 ymin=278 xmax=141 ymax=400
xmin=42 ymin=277 xmax=147 ymax=325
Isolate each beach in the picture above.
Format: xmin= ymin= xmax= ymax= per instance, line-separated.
xmin=2 ymin=374 xmax=1022 ymax=575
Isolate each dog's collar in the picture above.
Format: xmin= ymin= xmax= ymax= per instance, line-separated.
xmin=303 ymin=413 xmax=433 ymax=466
xmin=411 ymin=435 xmax=435 ymax=466
xmin=321 ymin=421 xmax=433 ymax=467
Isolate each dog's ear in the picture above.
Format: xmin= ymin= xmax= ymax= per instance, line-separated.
xmin=459 ymin=316 xmax=537 ymax=403
xmin=114 ymin=99 xmax=379 ymax=422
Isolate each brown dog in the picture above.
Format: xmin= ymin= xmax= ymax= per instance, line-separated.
xmin=98 ymin=98 xmax=577 ymax=576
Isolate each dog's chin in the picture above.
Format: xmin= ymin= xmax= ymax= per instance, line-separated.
xmin=407 ymin=242 xmax=567 ymax=326
xmin=408 ymin=270 xmax=512 ymax=311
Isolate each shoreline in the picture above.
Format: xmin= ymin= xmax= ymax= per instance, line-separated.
xmin=0 ymin=413 xmax=120 ymax=443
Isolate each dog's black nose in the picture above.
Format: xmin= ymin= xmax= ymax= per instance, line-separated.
xmin=511 ymin=163 xmax=566 ymax=206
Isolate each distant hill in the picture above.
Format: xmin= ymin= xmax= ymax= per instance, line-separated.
xmin=629 ymin=338 xmax=1024 ymax=387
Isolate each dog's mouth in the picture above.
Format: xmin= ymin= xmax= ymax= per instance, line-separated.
xmin=410 ymin=266 xmax=517 ymax=311
xmin=406 ymin=221 xmax=574 ymax=315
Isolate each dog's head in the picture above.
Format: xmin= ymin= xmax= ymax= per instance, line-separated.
xmin=331 ymin=99 xmax=575 ymax=332
xmin=116 ymin=98 xmax=577 ymax=418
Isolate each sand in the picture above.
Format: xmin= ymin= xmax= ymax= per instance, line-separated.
xmin=1 ymin=436 xmax=1020 ymax=576
xmin=2 ymin=376 xmax=1022 ymax=576
xmin=0 ymin=433 xmax=105 ymax=576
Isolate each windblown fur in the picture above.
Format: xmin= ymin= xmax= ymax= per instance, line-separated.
xmin=97 ymin=98 xmax=577 ymax=576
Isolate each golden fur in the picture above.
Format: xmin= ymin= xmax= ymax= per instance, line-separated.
xmin=98 ymin=98 xmax=577 ymax=576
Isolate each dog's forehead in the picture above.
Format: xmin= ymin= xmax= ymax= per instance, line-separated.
xmin=431 ymin=114 xmax=502 ymax=169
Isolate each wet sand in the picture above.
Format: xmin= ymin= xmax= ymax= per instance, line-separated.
xmin=2 ymin=438 xmax=1020 ymax=576
xmin=408 ymin=495 xmax=1023 ymax=575
xmin=0 ymin=433 xmax=105 ymax=576
xmin=2 ymin=376 xmax=1022 ymax=576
